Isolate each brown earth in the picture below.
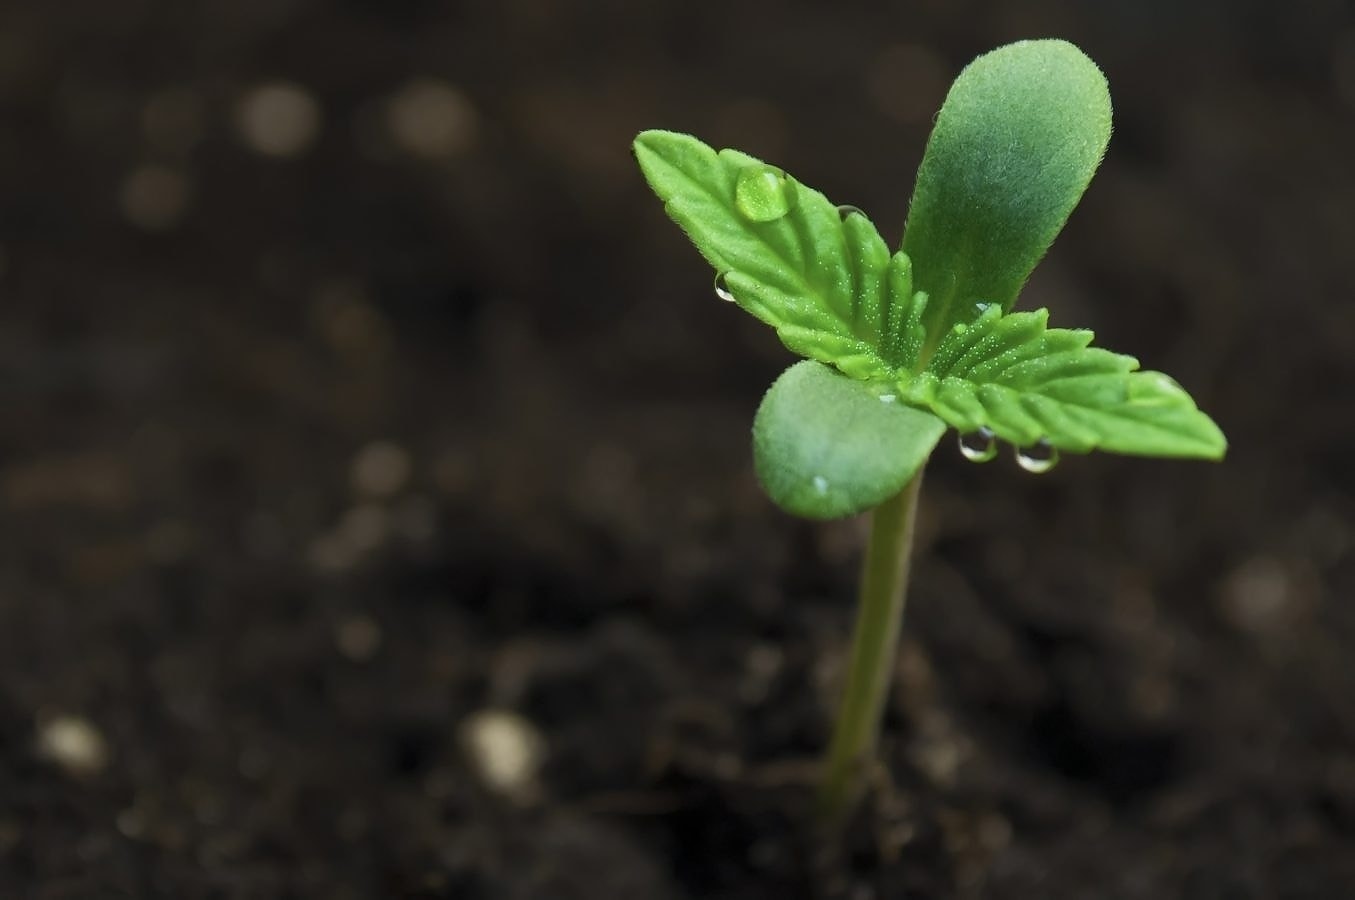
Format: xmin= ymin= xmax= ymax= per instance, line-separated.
xmin=2 ymin=1 xmax=1354 ymax=897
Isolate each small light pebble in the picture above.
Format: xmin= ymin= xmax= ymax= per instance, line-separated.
xmin=311 ymin=280 xmax=391 ymax=365
xmin=334 ymin=614 xmax=383 ymax=661
xmin=1221 ymin=556 xmax=1293 ymax=632
xmin=121 ymin=165 xmax=191 ymax=231
xmin=386 ymin=79 xmax=478 ymax=159
xmin=459 ymin=709 xmax=545 ymax=800
xmin=116 ymin=806 xmax=147 ymax=839
xmin=235 ymin=82 xmax=322 ymax=158
xmin=350 ymin=441 xmax=411 ymax=498
xmin=738 ymin=643 xmax=783 ymax=703
xmin=36 ymin=714 xmax=109 ymax=776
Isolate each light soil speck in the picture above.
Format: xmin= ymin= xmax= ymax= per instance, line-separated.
xmin=334 ymin=614 xmax=383 ymax=661
xmin=36 ymin=714 xmax=109 ymax=776
xmin=459 ymin=709 xmax=546 ymax=801
xmin=121 ymin=165 xmax=192 ymax=231
xmin=386 ymin=79 xmax=479 ymax=159
xmin=235 ymin=82 xmax=322 ymax=158
xmin=351 ymin=440 xmax=411 ymax=498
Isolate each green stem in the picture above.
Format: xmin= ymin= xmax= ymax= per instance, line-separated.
xmin=817 ymin=472 xmax=924 ymax=825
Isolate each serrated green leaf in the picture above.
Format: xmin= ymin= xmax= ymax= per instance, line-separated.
xmin=898 ymin=306 xmax=1226 ymax=459
xmin=753 ymin=361 xmax=946 ymax=519
xmin=635 ymin=130 xmax=918 ymax=380
xmin=901 ymin=40 xmax=1112 ymax=358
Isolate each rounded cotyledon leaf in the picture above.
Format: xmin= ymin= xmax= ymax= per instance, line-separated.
xmin=901 ymin=39 xmax=1112 ymax=359
xmin=753 ymin=360 xmax=946 ymax=519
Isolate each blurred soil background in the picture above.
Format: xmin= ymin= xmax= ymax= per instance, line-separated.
xmin=2 ymin=0 xmax=1355 ymax=897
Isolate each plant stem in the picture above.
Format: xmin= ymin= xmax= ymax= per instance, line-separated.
xmin=817 ymin=472 xmax=924 ymax=825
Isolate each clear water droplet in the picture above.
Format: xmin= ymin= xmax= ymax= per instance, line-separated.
xmin=953 ymin=323 xmax=968 ymax=335
xmin=958 ymin=427 xmax=997 ymax=463
xmin=812 ymin=475 xmax=829 ymax=495
xmin=734 ymin=165 xmax=794 ymax=222
xmin=878 ymin=393 xmax=897 ymax=404
xmin=714 ymin=272 xmax=736 ymax=303
xmin=836 ymin=204 xmax=865 ymax=220
xmin=1015 ymin=438 xmax=1059 ymax=474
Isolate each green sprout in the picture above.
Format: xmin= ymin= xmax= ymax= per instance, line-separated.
xmin=634 ymin=39 xmax=1226 ymax=825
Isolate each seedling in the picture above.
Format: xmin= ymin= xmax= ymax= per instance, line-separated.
xmin=634 ymin=40 xmax=1225 ymax=824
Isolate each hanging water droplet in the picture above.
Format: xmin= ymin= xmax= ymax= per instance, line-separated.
xmin=1015 ymin=438 xmax=1059 ymax=474
xmin=836 ymin=204 xmax=865 ymax=220
xmin=957 ymin=427 xmax=997 ymax=463
xmin=734 ymin=165 xmax=794 ymax=222
xmin=714 ymin=272 xmax=736 ymax=303
xmin=812 ymin=475 xmax=829 ymax=495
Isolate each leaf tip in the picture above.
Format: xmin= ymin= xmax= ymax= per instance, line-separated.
xmin=1198 ymin=418 xmax=1229 ymax=461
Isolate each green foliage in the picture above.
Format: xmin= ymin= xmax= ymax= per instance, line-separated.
xmin=753 ymin=361 xmax=946 ymax=519
xmin=634 ymin=131 xmax=908 ymax=381
xmin=634 ymin=39 xmax=1226 ymax=520
xmin=902 ymin=40 xmax=1112 ymax=356
xmin=898 ymin=306 xmax=1226 ymax=457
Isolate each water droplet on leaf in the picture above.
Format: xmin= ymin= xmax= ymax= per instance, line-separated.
xmin=734 ymin=165 xmax=794 ymax=222
xmin=958 ymin=427 xmax=997 ymax=463
xmin=953 ymin=323 xmax=968 ymax=335
xmin=836 ymin=204 xmax=865 ymax=220
xmin=1015 ymin=439 xmax=1059 ymax=474
xmin=812 ymin=475 xmax=829 ymax=495
xmin=714 ymin=272 xmax=736 ymax=303
xmin=878 ymin=393 xmax=897 ymax=404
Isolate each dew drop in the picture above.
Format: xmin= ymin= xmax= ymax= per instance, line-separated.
xmin=734 ymin=165 xmax=794 ymax=222
xmin=878 ymin=393 xmax=897 ymax=404
xmin=952 ymin=323 xmax=968 ymax=335
xmin=714 ymin=272 xmax=736 ymax=303
xmin=836 ymin=204 xmax=865 ymax=220
xmin=957 ymin=427 xmax=997 ymax=463
xmin=812 ymin=475 xmax=829 ymax=495
xmin=1015 ymin=438 xmax=1059 ymax=474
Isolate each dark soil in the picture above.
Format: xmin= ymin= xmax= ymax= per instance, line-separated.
xmin=3 ymin=1 xmax=1355 ymax=897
